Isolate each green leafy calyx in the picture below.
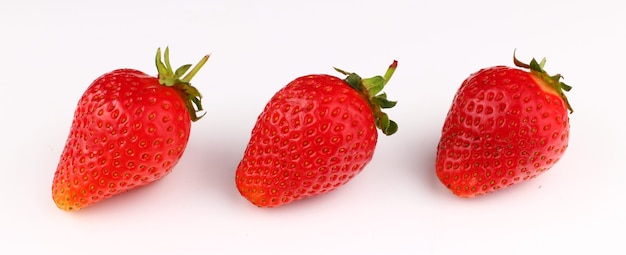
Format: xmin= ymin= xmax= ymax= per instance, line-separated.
xmin=156 ymin=47 xmax=210 ymax=122
xmin=513 ymin=50 xmax=573 ymax=113
xmin=334 ymin=60 xmax=399 ymax=136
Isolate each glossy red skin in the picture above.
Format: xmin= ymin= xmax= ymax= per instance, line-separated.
xmin=436 ymin=66 xmax=570 ymax=198
xmin=236 ymin=75 xmax=378 ymax=207
xmin=52 ymin=69 xmax=192 ymax=211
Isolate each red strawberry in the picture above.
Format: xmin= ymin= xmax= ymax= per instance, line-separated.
xmin=52 ymin=47 xmax=209 ymax=211
xmin=436 ymin=52 xmax=573 ymax=198
xmin=236 ymin=61 xmax=399 ymax=207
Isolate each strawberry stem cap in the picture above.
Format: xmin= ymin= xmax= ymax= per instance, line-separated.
xmin=335 ymin=60 xmax=399 ymax=136
xmin=155 ymin=47 xmax=210 ymax=122
xmin=513 ymin=50 xmax=573 ymax=113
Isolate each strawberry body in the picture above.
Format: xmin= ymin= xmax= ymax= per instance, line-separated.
xmin=52 ymin=48 xmax=208 ymax=211
xmin=236 ymin=62 xmax=398 ymax=207
xmin=436 ymin=56 xmax=572 ymax=198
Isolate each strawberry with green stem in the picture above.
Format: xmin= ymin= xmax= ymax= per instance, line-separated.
xmin=436 ymin=51 xmax=572 ymax=198
xmin=236 ymin=61 xmax=398 ymax=207
xmin=52 ymin=47 xmax=209 ymax=211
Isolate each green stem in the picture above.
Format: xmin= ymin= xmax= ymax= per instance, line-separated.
xmin=182 ymin=54 xmax=210 ymax=83
xmin=382 ymin=60 xmax=398 ymax=86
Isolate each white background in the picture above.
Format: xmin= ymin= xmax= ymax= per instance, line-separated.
xmin=1 ymin=0 xmax=624 ymax=254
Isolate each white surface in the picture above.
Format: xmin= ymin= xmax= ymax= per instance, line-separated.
xmin=1 ymin=0 xmax=624 ymax=254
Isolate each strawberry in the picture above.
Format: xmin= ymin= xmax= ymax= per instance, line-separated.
xmin=436 ymin=52 xmax=573 ymax=198
xmin=52 ymin=47 xmax=209 ymax=211
xmin=235 ymin=61 xmax=399 ymax=207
